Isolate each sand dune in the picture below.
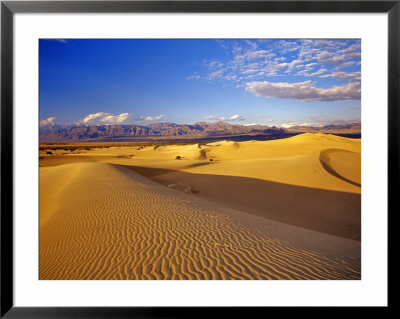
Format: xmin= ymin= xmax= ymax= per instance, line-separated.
xmin=39 ymin=133 xmax=361 ymax=279
xmin=41 ymin=133 xmax=360 ymax=193
xmin=123 ymin=167 xmax=360 ymax=240
xmin=40 ymin=162 xmax=360 ymax=280
xmin=320 ymin=148 xmax=361 ymax=187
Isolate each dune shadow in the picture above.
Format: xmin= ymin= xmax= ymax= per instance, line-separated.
xmin=120 ymin=165 xmax=361 ymax=241
xmin=319 ymin=149 xmax=361 ymax=188
xmin=178 ymin=162 xmax=213 ymax=169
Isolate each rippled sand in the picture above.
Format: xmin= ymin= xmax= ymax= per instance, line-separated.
xmin=39 ymin=133 xmax=361 ymax=280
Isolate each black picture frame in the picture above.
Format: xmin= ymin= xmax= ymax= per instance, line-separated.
xmin=1 ymin=0 xmax=395 ymax=317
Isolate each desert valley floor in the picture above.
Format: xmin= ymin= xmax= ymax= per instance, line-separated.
xmin=39 ymin=133 xmax=361 ymax=280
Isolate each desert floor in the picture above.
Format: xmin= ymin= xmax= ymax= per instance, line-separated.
xmin=39 ymin=133 xmax=361 ymax=280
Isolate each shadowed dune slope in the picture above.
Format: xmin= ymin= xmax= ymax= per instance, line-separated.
xmin=122 ymin=166 xmax=361 ymax=240
xmin=319 ymin=149 xmax=361 ymax=187
xmin=40 ymin=162 xmax=360 ymax=280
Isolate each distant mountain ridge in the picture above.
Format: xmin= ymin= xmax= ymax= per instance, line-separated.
xmin=286 ymin=122 xmax=361 ymax=134
xmin=39 ymin=121 xmax=361 ymax=142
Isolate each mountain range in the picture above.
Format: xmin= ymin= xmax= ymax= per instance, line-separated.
xmin=39 ymin=121 xmax=361 ymax=142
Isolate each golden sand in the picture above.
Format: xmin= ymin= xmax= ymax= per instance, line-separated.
xmin=39 ymin=133 xmax=361 ymax=280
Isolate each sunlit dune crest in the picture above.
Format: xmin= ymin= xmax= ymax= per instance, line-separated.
xmin=39 ymin=133 xmax=361 ymax=280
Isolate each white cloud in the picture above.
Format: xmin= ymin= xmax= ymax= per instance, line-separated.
xmin=245 ymin=80 xmax=360 ymax=101
xmin=299 ymin=122 xmax=315 ymax=127
xmin=287 ymin=59 xmax=302 ymax=69
xmin=280 ymin=117 xmax=360 ymax=128
xmin=320 ymin=71 xmax=361 ymax=80
xmin=228 ymin=114 xmax=241 ymax=120
xmin=274 ymin=62 xmax=289 ymax=70
xmin=317 ymin=51 xmax=360 ymax=65
xmin=305 ymin=62 xmax=317 ymax=68
xmin=224 ymin=74 xmax=238 ymax=81
xmin=316 ymin=51 xmax=331 ymax=61
xmin=204 ymin=115 xmax=245 ymax=121
xmin=81 ymin=112 xmax=109 ymax=123
xmin=309 ymin=117 xmax=361 ymax=126
xmin=80 ymin=112 xmax=130 ymax=124
xmin=242 ymin=69 xmax=258 ymax=74
xmin=215 ymin=114 xmax=245 ymax=121
xmin=244 ymin=49 xmax=274 ymax=60
xmin=40 ymin=116 xmax=56 ymax=126
xmin=227 ymin=114 xmax=245 ymax=121
xmin=280 ymin=121 xmax=318 ymax=128
xmin=208 ymin=70 xmax=224 ymax=80
xmin=280 ymin=123 xmax=298 ymax=128
xmin=187 ymin=74 xmax=201 ymax=80
xmin=100 ymin=113 xmax=130 ymax=124
xmin=296 ymin=68 xmax=328 ymax=77
xmin=337 ymin=43 xmax=361 ymax=54
xmin=144 ymin=114 xmax=165 ymax=122
xmin=336 ymin=61 xmax=356 ymax=68
xmin=309 ymin=68 xmax=328 ymax=76
xmin=197 ymin=39 xmax=361 ymax=93
xmin=207 ymin=60 xmax=224 ymax=69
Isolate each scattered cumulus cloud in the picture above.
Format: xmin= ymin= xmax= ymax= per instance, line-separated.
xmin=131 ymin=115 xmax=167 ymax=123
xmin=280 ymin=122 xmax=321 ymax=128
xmin=81 ymin=112 xmax=109 ymax=123
xmin=246 ymin=80 xmax=360 ymax=101
xmin=187 ymin=74 xmax=201 ymax=80
xmin=243 ymin=123 xmax=259 ymax=126
xmin=144 ymin=114 xmax=165 ymax=122
xmin=280 ymin=123 xmax=298 ymax=128
xmin=190 ymin=39 xmax=361 ymax=102
xmin=80 ymin=112 xmax=130 ymax=124
xmin=307 ymin=68 xmax=328 ymax=77
xmin=309 ymin=117 xmax=360 ymax=126
xmin=203 ymin=114 xmax=245 ymax=122
xmin=40 ymin=116 xmax=56 ymax=126
xmin=279 ymin=117 xmax=360 ymax=128
xmin=100 ymin=113 xmax=130 ymax=124
xmin=227 ymin=114 xmax=245 ymax=121
xmin=320 ymin=71 xmax=361 ymax=80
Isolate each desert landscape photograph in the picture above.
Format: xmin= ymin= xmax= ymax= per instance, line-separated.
xmin=39 ymin=39 xmax=361 ymax=280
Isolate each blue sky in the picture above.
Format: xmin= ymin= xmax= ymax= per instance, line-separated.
xmin=39 ymin=39 xmax=361 ymax=128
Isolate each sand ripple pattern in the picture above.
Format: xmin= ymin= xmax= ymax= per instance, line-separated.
xmin=40 ymin=162 xmax=360 ymax=280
